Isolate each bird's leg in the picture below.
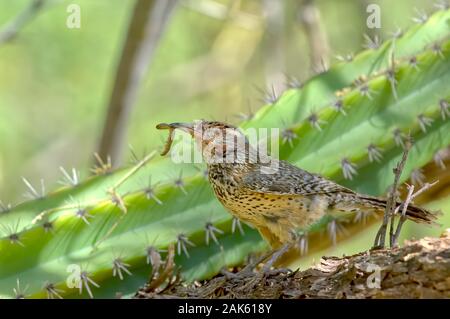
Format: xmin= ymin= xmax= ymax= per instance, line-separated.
xmin=220 ymin=252 xmax=269 ymax=279
xmin=262 ymin=242 xmax=292 ymax=273
xmin=219 ymin=243 xmax=293 ymax=283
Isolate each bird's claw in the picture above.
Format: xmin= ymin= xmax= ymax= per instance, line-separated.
xmin=219 ymin=243 xmax=293 ymax=282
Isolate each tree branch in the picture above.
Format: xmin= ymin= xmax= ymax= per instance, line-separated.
xmin=391 ymin=181 xmax=438 ymax=246
xmin=97 ymin=0 xmax=178 ymax=166
xmin=374 ymin=137 xmax=412 ymax=248
xmin=262 ymin=0 xmax=286 ymax=94
xmin=298 ymin=0 xmax=330 ymax=73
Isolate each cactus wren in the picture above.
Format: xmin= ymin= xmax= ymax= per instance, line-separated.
xmin=156 ymin=120 xmax=436 ymax=250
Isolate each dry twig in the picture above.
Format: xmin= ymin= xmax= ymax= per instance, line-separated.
xmin=390 ymin=181 xmax=438 ymax=246
xmin=374 ymin=138 xmax=412 ymax=248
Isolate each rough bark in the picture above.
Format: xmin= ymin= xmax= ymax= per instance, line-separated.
xmin=136 ymin=230 xmax=450 ymax=299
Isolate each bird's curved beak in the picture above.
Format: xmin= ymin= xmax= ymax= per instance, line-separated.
xmin=156 ymin=122 xmax=194 ymax=136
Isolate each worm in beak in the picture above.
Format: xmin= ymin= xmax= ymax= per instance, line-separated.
xmin=156 ymin=122 xmax=194 ymax=156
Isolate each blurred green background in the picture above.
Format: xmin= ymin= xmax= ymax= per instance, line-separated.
xmin=0 ymin=0 xmax=440 ymax=204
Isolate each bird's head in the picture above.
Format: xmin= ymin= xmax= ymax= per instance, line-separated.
xmin=156 ymin=120 xmax=250 ymax=164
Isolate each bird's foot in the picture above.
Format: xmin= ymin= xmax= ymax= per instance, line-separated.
xmin=220 ymin=252 xmax=268 ymax=280
xmin=220 ymin=267 xmax=255 ymax=280
xmin=220 ymin=243 xmax=293 ymax=281
xmin=261 ymin=243 xmax=292 ymax=272
xmin=266 ymin=267 xmax=291 ymax=275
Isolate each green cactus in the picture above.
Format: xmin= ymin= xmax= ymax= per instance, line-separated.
xmin=0 ymin=8 xmax=449 ymax=299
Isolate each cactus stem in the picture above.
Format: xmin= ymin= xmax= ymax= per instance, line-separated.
xmin=205 ymin=222 xmax=224 ymax=245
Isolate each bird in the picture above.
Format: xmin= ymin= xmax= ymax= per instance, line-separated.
xmin=156 ymin=120 xmax=437 ymax=262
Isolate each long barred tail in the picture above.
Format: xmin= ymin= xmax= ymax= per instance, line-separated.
xmin=358 ymin=195 xmax=440 ymax=224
